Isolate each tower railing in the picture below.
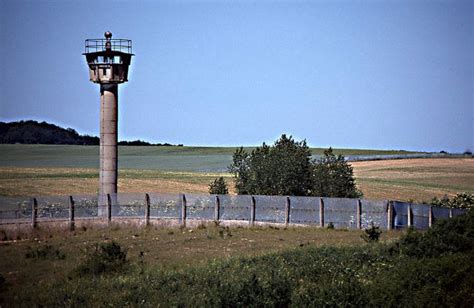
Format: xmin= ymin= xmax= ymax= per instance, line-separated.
xmin=85 ymin=38 xmax=132 ymax=54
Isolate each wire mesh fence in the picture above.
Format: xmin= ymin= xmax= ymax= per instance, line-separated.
xmin=0 ymin=193 xmax=468 ymax=229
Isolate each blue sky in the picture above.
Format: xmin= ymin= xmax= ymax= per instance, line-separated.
xmin=0 ymin=0 xmax=472 ymax=152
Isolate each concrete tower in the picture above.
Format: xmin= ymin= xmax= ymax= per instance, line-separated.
xmin=83 ymin=32 xmax=134 ymax=214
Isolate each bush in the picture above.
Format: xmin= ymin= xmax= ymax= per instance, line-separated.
xmin=361 ymin=222 xmax=382 ymax=243
xmin=74 ymin=241 xmax=128 ymax=276
xmin=430 ymin=192 xmax=474 ymax=209
xmin=208 ymin=177 xmax=229 ymax=194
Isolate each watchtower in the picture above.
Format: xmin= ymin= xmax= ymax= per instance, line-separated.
xmin=83 ymin=32 xmax=134 ymax=214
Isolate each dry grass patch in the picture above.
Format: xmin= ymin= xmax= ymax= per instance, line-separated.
xmin=352 ymin=158 xmax=474 ymax=201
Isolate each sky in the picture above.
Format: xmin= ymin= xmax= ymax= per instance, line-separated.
xmin=0 ymin=0 xmax=472 ymax=152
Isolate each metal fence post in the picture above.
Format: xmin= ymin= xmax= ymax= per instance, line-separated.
xmin=407 ymin=203 xmax=413 ymax=228
xmin=69 ymin=196 xmax=75 ymax=231
xmin=214 ymin=195 xmax=220 ymax=222
xmin=107 ymin=193 xmax=112 ymax=224
xmin=428 ymin=206 xmax=433 ymax=228
xmin=145 ymin=193 xmax=150 ymax=227
xmin=319 ymin=197 xmax=324 ymax=228
xmin=181 ymin=194 xmax=187 ymax=228
xmin=285 ymin=197 xmax=291 ymax=227
xmin=387 ymin=201 xmax=394 ymax=231
xmin=449 ymin=208 xmax=453 ymax=219
xmin=356 ymin=199 xmax=362 ymax=229
xmin=250 ymin=196 xmax=256 ymax=226
xmin=31 ymin=198 xmax=38 ymax=229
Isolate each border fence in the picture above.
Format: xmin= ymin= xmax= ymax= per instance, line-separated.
xmin=0 ymin=193 xmax=467 ymax=230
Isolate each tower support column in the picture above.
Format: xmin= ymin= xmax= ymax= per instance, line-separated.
xmin=99 ymin=84 xmax=118 ymax=215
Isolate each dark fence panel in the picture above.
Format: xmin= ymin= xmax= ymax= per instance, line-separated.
xmin=412 ymin=203 xmax=430 ymax=229
xmin=432 ymin=206 xmax=450 ymax=224
xmin=393 ymin=201 xmax=409 ymax=229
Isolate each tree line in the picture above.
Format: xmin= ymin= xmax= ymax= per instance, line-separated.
xmin=0 ymin=120 xmax=182 ymax=146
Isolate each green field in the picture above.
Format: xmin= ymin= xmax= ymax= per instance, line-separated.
xmin=0 ymin=144 xmax=420 ymax=172
xmin=0 ymin=145 xmax=472 ymax=201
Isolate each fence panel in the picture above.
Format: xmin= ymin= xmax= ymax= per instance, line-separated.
xmin=0 ymin=196 xmax=32 ymax=221
xmin=393 ymin=201 xmax=409 ymax=229
xmin=452 ymin=208 xmax=467 ymax=217
xmin=186 ymin=194 xmax=214 ymax=220
xmin=219 ymin=195 xmax=251 ymax=221
xmin=432 ymin=206 xmax=450 ymax=224
xmin=148 ymin=194 xmax=180 ymax=219
xmin=74 ymin=195 xmax=99 ymax=218
xmin=323 ymin=197 xmax=357 ymax=229
xmin=411 ymin=203 xmax=430 ymax=229
xmin=36 ymin=196 xmax=70 ymax=219
xmin=290 ymin=196 xmax=319 ymax=224
xmin=114 ymin=193 xmax=146 ymax=217
xmin=361 ymin=199 xmax=388 ymax=229
xmin=253 ymin=195 xmax=286 ymax=223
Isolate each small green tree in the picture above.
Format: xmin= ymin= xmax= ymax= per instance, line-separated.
xmin=209 ymin=177 xmax=229 ymax=194
xmin=312 ymin=148 xmax=362 ymax=198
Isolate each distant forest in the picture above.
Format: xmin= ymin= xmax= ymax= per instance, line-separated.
xmin=0 ymin=120 xmax=182 ymax=146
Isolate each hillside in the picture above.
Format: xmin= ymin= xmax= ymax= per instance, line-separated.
xmin=0 ymin=120 xmax=179 ymax=146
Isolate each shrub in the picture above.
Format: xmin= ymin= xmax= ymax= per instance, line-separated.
xmin=361 ymin=222 xmax=382 ymax=243
xmin=208 ymin=177 xmax=229 ymax=194
xmin=74 ymin=241 xmax=128 ymax=276
xmin=394 ymin=209 xmax=474 ymax=257
xmin=25 ymin=245 xmax=65 ymax=260
xmin=430 ymin=192 xmax=474 ymax=209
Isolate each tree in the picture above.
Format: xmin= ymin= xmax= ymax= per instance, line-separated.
xmin=229 ymin=134 xmax=313 ymax=196
xmin=229 ymin=136 xmax=363 ymax=198
xmin=312 ymin=148 xmax=362 ymax=198
xmin=209 ymin=177 xmax=229 ymax=195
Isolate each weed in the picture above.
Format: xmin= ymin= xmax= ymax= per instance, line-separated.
xmin=327 ymin=222 xmax=334 ymax=229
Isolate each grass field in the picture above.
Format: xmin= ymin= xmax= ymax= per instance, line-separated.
xmin=0 ymin=145 xmax=472 ymax=202
xmin=0 ymin=144 xmax=420 ymax=172
xmin=0 ymin=223 xmax=400 ymax=304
